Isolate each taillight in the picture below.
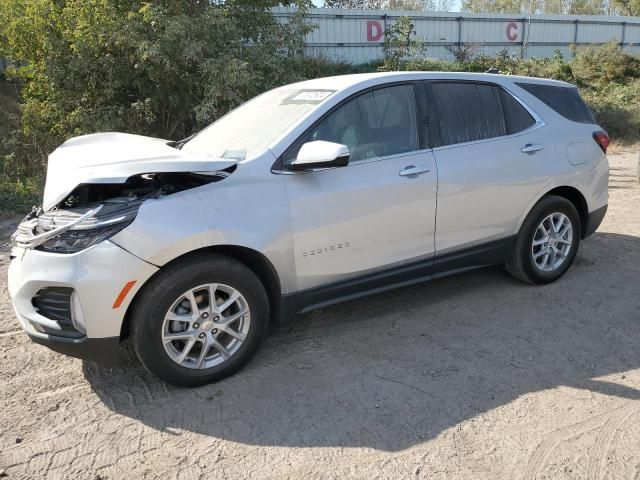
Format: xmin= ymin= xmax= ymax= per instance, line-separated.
xmin=593 ymin=130 xmax=609 ymax=153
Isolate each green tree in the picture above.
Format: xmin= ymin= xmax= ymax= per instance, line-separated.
xmin=379 ymin=16 xmax=426 ymax=71
xmin=324 ymin=0 xmax=385 ymax=7
xmin=325 ymin=0 xmax=453 ymax=9
xmin=612 ymin=0 xmax=640 ymax=14
xmin=461 ymin=0 xmax=608 ymax=13
xmin=0 ymin=0 xmax=313 ymax=151
xmin=461 ymin=0 xmax=523 ymax=13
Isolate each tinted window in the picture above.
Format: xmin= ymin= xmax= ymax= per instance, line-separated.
xmin=516 ymin=83 xmax=595 ymax=124
xmin=432 ymin=82 xmax=507 ymax=146
xmin=285 ymin=84 xmax=418 ymax=164
xmin=500 ymin=89 xmax=536 ymax=134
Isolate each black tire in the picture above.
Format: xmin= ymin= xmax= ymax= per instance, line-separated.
xmin=506 ymin=195 xmax=581 ymax=284
xmin=131 ymin=253 xmax=269 ymax=387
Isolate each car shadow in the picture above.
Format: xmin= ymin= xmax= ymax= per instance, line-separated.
xmin=84 ymin=231 xmax=640 ymax=452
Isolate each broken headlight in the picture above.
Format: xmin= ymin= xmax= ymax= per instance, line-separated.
xmin=12 ymin=203 xmax=139 ymax=254
xmin=37 ymin=204 xmax=139 ymax=253
xmin=37 ymin=219 xmax=133 ymax=253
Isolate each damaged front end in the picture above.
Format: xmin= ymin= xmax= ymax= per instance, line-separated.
xmin=12 ymin=169 xmax=234 ymax=254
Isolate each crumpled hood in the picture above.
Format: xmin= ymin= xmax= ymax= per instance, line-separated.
xmin=42 ymin=132 xmax=236 ymax=211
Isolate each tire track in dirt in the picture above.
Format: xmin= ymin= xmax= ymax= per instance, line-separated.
xmin=589 ymin=405 xmax=639 ymax=480
xmin=522 ymin=407 xmax=614 ymax=479
xmin=523 ymin=403 xmax=640 ymax=480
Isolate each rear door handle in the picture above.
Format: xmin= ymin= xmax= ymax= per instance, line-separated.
xmin=399 ymin=165 xmax=431 ymax=177
xmin=521 ymin=143 xmax=544 ymax=154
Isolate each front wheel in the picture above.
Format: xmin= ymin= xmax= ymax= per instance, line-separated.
xmin=507 ymin=195 xmax=581 ymax=284
xmin=131 ymin=254 xmax=269 ymax=387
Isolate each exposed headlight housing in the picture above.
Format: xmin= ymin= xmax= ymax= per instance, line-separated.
xmin=11 ymin=169 xmax=235 ymax=255
xmin=12 ymin=203 xmax=139 ymax=254
xmin=37 ymin=216 xmax=135 ymax=253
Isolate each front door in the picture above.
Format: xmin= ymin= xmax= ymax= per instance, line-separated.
xmin=282 ymin=83 xmax=438 ymax=291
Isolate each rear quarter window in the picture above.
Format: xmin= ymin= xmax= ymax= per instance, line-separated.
xmin=500 ymin=89 xmax=536 ymax=134
xmin=516 ymin=83 xmax=595 ymax=124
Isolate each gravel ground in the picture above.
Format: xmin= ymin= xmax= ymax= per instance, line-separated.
xmin=0 ymin=149 xmax=639 ymax=480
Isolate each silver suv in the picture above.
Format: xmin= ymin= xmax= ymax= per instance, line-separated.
xmin=9 ymin=72 xmax=609 ymax=386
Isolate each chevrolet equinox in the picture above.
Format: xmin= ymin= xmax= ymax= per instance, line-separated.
xmin=9 ymin=72 xmax=609 ymax=386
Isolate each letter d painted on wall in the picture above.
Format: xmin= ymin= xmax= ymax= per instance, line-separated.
xmin=367 ymin=20 xmax=383 ymax=42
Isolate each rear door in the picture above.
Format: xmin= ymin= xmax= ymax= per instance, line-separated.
xmin=282 ymin=83 xmax=438 ymax=291
xmin=425 ymin=80 xmax=554 ymax=255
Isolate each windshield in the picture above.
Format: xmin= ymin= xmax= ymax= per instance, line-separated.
xmin=181 ymin=87 xmax=336 ymax=161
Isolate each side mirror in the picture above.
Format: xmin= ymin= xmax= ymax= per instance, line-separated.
xmin=290 ymin=141 xmax=350 ymax=171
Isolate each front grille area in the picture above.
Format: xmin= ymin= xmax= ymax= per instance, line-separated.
xmin=31 ymin=287 xmax=83 ymax=338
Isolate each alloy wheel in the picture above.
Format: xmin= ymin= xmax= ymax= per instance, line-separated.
xmin=531 ymin=212 xmax=573 ymax=272
xmin=161 ymin=283 xmax=251 ymax=369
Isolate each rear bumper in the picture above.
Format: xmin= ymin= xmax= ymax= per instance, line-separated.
xmin=27 ymin=333 xmax=121 ymax=367
xmin=583 ymin=204 xmax=608 ymax=238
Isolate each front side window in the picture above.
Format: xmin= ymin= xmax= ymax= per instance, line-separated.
xmin=284 ymin=84 xmax=418 ymax=165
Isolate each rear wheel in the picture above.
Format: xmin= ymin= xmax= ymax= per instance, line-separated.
xmin=507 ymin=195 xmax=581 ymax=284
xmin=131 ymin=254 xmax=269 ymax=387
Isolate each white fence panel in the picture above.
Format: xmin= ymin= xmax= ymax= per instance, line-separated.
xmin=272 ymin=7 xmax=640 ymax=63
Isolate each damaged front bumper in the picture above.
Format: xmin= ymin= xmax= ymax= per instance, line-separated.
xmin=8 ymin=240 xmax=159 ymax=364
xmin=7 ymin=132 xmax=239 ymax=364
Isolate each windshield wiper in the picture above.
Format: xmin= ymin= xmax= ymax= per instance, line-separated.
xmin=167 ymin=132 xmax=198 ymax=150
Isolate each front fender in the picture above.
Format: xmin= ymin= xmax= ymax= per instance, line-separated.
xmin=110 ymin=155 xmax=296 ymax=294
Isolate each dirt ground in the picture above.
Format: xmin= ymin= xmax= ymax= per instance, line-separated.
xmin=0 ymin=148 xmax=639 ymax=480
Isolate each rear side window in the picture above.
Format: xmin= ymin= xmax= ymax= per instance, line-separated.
xmin=516 ymin=83 xmax=595 ymax=124
xmin=432 ymin=83 xmax=505 ymax=146
xmin=431 ymin=82 xmax=534 ymax=146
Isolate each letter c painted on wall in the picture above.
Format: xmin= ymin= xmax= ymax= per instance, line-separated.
xmin=367 ymin=20 xmax=383 ymax=42
xmin=506 ymin=22 xmax=519 ymax=42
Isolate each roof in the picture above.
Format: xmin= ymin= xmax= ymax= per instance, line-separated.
xmin=283 ymin=71 xmax=575 ymax=92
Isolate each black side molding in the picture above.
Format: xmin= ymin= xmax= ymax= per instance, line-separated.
xmin=282 ymin=236 xmax=515 ymax=318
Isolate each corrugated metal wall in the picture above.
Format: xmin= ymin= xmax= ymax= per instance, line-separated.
xmin=273 ymin=7 xmax=640 ymax=64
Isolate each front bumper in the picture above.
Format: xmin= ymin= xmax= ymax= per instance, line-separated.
xmin=28 ymin=333 xmax=121 ymax=367
xmin=8 ymin=240 xmax=158 ymax=364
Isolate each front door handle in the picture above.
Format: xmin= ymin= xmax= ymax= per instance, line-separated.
xmin=399 ymin=165 xmax=431 ymax=177
xmin=521 ymin=143 xmax=544 ymax=154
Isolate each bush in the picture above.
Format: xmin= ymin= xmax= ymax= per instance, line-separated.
xmin=582 ymin=80 xmax=640 ymax=142
xmin=0 ymin=178 xmax=41 ymax=217
xmin=571 ymin=42 xmax=640 ymax=86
